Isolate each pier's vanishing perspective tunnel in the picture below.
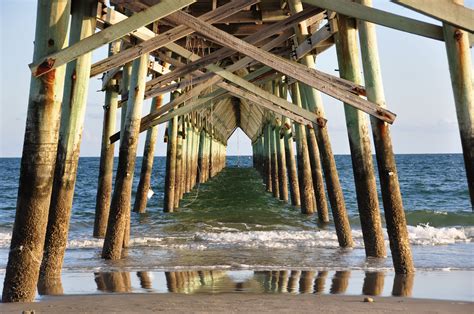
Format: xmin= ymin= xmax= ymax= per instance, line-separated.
xmin=2 ymin=0 xmax=473 ymax=303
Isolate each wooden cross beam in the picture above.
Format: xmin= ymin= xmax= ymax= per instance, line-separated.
xmin=169 ymin=10 xmax=396 ymax=123
xmin=90 ymin=0 xmax=258 ymax=77
xmin=302 ymin=0 xmax=474 ymax=44
xmin=30 ymin=0 xmax=195 ymax=77
xmin=392 ymin=0 xmax=474 ymax=33
xmin=145 ymin=8 xmax=326 ymax=93
xmin=294 ymin=19 xmax=338 ymax=60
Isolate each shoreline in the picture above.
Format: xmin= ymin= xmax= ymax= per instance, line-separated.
xmin=0 ymin=293 xmax=472 ymax=313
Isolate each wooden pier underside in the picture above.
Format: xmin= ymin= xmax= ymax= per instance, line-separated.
xmin=2 ymin=0 xmax=473 ymax=303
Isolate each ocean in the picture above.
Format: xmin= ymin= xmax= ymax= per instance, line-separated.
xmin=0 ymin=154 xmax=473 ymax=300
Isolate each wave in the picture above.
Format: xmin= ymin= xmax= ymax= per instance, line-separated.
xmin=0 ymin=225 xmax=471 ymax=250
xmin=404 ymin=210 xmax=474 ymax=227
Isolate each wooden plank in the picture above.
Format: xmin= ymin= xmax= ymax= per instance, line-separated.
xmin=171 ymin=11 xmax=397 ymax=123
xmin=30 ymin=0 xmax=195 ymax=77
xmin=143 ymin=30 xmax=292 ymax=101
xmin=146 ymin=8 xmax=325 ymax=92
xmin=301 ymin=0 xmax=445 ymax=41
xmin=294 ymin=20 xmax=338 ymax=59
xmin=90 ymin=0 xmax=258 ymax=77
xmin=221 ymin=82 xmax=314 ymax=126
xmin=393 ymin=0 xmax=474 ymax=33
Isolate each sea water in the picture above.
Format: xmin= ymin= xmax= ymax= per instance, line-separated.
xmin=0 ymin=154 xmax=473 ymax=300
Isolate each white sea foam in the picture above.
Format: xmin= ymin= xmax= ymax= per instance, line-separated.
xmin=407 ymin=225 xmax=471 ymax=245
xmin=0 ymin=225 xmax=471 ymax=250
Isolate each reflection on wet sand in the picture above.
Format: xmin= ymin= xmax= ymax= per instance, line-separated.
xmin=95 ymin=272 xmax=131 ymax=293
xmin=392 ymin=273 xmax=414 ymax=297
xmin=38 ymin=276 xmax=64 ymax=296
xmin=330 ymin=271 xmax=350 ymax=294
xmin=363 ymin=271 xmax=385 ymax=296
xmin=37 ymin=270 xmax=416 ymax=298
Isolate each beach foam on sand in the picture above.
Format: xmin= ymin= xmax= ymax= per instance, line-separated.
xmin=0 ymin=293 xmax=472 ymax=313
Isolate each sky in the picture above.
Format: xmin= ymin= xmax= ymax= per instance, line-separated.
xmin=1 ymin=0 xmax=473 ymax=157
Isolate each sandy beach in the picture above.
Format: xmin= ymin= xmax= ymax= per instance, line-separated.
xmin=0 ymin=293 xmax=472 ymax=313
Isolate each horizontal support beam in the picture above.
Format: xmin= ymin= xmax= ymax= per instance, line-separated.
xmin=393 ymin=0 xmax=474 ymax=33
xmin=302 ymin=0 xmax=445 ymax=41
xmin=145 ymin=7 xmax=325 ymax=93
xmin=90 ymin=0 xmax=258 ymax=77
xmin=171 ymin=10 xmax=396 ymax=123
xmin=30 ymin=0 xmax=195 ymax=77
xmin=294 ymin=19 xmax=338 ymax=59
xmin=221 ymin=82 xmax=315 ymax=126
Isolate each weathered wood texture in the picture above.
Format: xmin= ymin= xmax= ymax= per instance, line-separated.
xmin=358 ymin=0 xmax=414 ymax=273
xmin=102 ymin=54 xmax=149 ymax=260
xmin=167 ymin=10 xmax=397 ymax=123
xmin=41 ymin=0 xmax=99 ymax=280
xmin=335 ymin=14 xmax=385 ymax=258
xmin=443 ymin=0 xmax=474 ymax=211
xmin=2 ymin=0 xmax=71 ymax=303
xmin=30 ymin=0 xmax=195 ymax=76
xmin=94 ymin=43 xmax=120 ymax=238
xmin=133 ymin=94 xmax=164 ymax=213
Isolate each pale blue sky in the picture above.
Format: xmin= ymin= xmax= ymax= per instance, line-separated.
xmin=1 ymin=1 xmax=473 ymax=157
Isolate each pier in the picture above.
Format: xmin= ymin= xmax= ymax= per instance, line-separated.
xmin=2 ymin=0 xmax=473 ymax=303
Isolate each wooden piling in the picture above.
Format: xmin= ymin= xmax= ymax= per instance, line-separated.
xmin=94 ymin=43 xmax=120 ymax=238
xmin=283 ymin=119 xmax=301 ymax=206
xmin=102 ymin=53 xmax=149 ymax=260
xmin=443 ymin=0 xmax=474 ymax=211
xmin=41 ymin=0 xmax=98 ymax=280
xmin=164 ymin=114 xmax=178 ymax=212
xmin=306 ymin=127 xmax=329 ymax=223
xmin=264 ymin=124 xmax=272 ymax=192
xmin=2 ymin=0 xmax=71 ymax=303
xmin=133 ymin=93 xmax=164 ymax=213
xmin=357 ymin=0 xmax=414 ymax=272
xmin=197 ymin=129 xmax=206 ymax=183
xmin=290 ymin=83 xmax=315 ymax=214
xmin=174 ymin=117 xmax=184 ymax=208
xmin=276 ymin=120 xmax=289 ymax=202
xmin=186 ymin=119 xmax=193 ymax=192
xmin=270 ymin=123 xmax=280 ymax=199
xmin=335 ymin=14 xmax=385 ymax=257
xmin=288 ymin=0 xmax=352 ymax=247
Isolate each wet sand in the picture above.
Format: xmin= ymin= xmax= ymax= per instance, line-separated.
xmin=1 ymin=293 xmax=472 ymax=313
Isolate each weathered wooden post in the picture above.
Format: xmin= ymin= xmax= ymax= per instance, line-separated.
xmin=209 ymin=130 xmax=214 ymax=179
xmin=41 ymin=0 xmax=98 ymax=280
xmin=185 ymin=118 xmax=193 ymax=192
xmin=283 ymin=120 xmax=301 ymax=206
xmin=290 ymin=83 xmax=315 ymax=214
xmin=270 ymin=122 xmax=280 ymax=199
xmin=280 ymin=82 xmax=301 ymax=206
xmin=306 ymin=127 xmax=329 ymax=223
xmin=164 ymin=114 xmax=178 ymax=212
xmin=335 ymin=14 xmax=385 ymax=257
xmin=264 ymin=124 xmax=272 ymax=192
xmin=180 ymin=118 xmax=188 ymax=195
xmin=276 ymin=119 xmax=289 ymax=201
xmin=94 ymin=43 xmax=120 ymax=238
xmin=133 ymin=93 xmax=165 ymax=213
xmin=2 ymin=0 xmax=71 ymax=303
xmin=119 ymin=62 xmax=132 ymax=139
xmin=174 ymin=117 xmax=184 ymax=208
xmin=197 ymin=129 xmax=206 ymax=183
xmin=357 ymin=0 xmax=414 ymax=272
xmin=288 ymin=0 xmax=352 ymax=247
xmin=443 ymin=0 xmax=474 ymax=210
xmin=102 ymin=53 xmax=149 ymax=260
